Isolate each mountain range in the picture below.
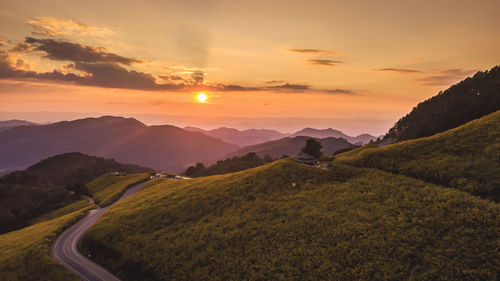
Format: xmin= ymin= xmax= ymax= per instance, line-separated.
xmin=227 ymin=136 xmax=355 ymax=159
xmin=292 ymin=127 xmax=378 ymax=144
xmin=0 ymin=116 xmax=237 ymax=174
xmin=0 ymin=120 xmax=37 ymax=132
xmin=184 ymin=126 xmax=287 ymax=146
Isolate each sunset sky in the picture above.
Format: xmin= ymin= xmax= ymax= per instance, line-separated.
xmin=1 ymin=0 xmax=499 ymax=135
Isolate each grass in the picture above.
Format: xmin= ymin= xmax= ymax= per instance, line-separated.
xmin=87 ymin=173 xmax=150 ymax=206
xmin=0 ymin=202 xmax=93 ymax=281
xmin=335 ymin=110 xmax=500 ymax=201
xmin=81 ymin=160 xmax=499 ymax=281
xmin=30 ymin=198 xmax=91 ymax=224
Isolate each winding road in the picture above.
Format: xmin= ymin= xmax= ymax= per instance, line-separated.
xmin=52 ymin=181 xmax=149 ymax=281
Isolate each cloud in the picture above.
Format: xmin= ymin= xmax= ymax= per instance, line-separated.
xmin=307 ymin=59 xmax=343 ymax=66
xmin=208 ymin=82 xmax=353 ymax=95
xmin=0 ymin=49 xmax=182 ymax=90
xmin=415 ymin=69 xmax=476 ymax=86
xmin=265 ymin=80 xmax=285 ymax=84
xmin=27 ymin=17 xmax=112 ymax=37
xmin=1 ymin=37 xmax=353 ymax=94
xmin=374 ymin=68 xmax=422 ymax=74
xmin=288 ymin=48 xmax=339 ymax=56
xmin=0 ymin=38 xmax=8 ymax=46
xmin=20 ymin=37 xmax=141 ymax=65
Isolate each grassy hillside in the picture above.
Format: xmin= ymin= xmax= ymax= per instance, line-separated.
xmin=0 ymin=202 xmax=92 ymax=281
xmin=0 ymin=152 xmax=152 ymax=234
xmin=184 ymin=152 xmax=274 ymax=177
xmin=336 ymin=111 xmax=500 ymax=201
xmin=386 ymin=65 xmax=500 ymax=140
xmin=87 ymin=173 xmax=150 ymax=206
xmin=81 ymin=160 xmax=499 ymax=280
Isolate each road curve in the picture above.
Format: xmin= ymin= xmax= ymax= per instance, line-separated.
xmin=52 ymin=181 xmax=149 ymax=281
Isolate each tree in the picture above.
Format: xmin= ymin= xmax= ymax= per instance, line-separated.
xmin=301 ymin=138 xmax=322 ymax=159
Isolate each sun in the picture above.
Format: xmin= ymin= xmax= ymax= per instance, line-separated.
xmin=196 ymin=92 xmax=208 ymax=103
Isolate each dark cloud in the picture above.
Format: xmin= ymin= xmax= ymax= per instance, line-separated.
xmin=1 ymin=37 xmax=353 ymax=94
xmin=265 ymin=80 xmax=285 ymax=84
xmin=415 ymin=69 xmax=476 ymax=86
xmin=207 ymin=82 xmax=353 ymax=95
xmin=288 ymin=48 xmax=339 ymax=55
xmin=159 ymin=74 xmax=186 ymax=82
xmin=190 ymin=70 xmax=205 ymax=85
xmin=0 ymin=50 xmax=83 ymax=82
xmin=22 ymin=37 xmax=141 ymax=65
xmin=0 ymin=50 xmax=182 ymax=90
xmin=307 ymin=59 xmax=343 ymax=66
xmin=375 ymin=68 xmax=421 ymax=74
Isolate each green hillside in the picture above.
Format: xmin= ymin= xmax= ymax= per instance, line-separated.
xmin=386 ymin=65 xmax=500 ymax=140
xmin=0 ymin=152 xmax=152 ymax=233
xmin=336 ymin=111 xmax=500 ymax=201
xmin=81 ymin=160 xmax=499 ymax=280
xmin=87 ymin=173 xmax=150 ymax=206
xmin=0 ymin=201 xmax=92 ymax=281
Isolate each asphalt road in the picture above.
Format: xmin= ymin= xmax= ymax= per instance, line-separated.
xmin=52 ymin=181 xmax=149 ymax=281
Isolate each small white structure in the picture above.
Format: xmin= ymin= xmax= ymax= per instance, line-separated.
xmin=155 ymin=173 xmax=168 ymax=178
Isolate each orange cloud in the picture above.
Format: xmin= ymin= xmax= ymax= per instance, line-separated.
xmin=26 ymin=17 xmax=112 ymax=37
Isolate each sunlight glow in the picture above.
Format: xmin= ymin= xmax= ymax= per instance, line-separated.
xmin=196 ymin=92 xmax=208 ymax=103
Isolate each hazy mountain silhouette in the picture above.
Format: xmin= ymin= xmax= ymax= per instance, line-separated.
xmin=184 ymin=126 xmax=287 ymax=146
xmin=227 ymin=136 xmax=354 ymax=159
xmin=291 ymin=128 xmax=378 ymax=144
xmin=0 ymin=116 xmax=238 ymax=174
xmin=0 ymin=119 xmax=37 ymax=132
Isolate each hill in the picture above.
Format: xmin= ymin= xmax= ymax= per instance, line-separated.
xmin=336 ymin=110 xmax=500 ymax=201
xmin=292 ymin=128 xmax=378 ymax=144
xmin=80 ymin=160 xmax=499 ymax=280
xmin=227 ymin=136 xmax=354 ymax=158
xmin=184 ymin=152 xmax=274 ymax=177
xmin=184 ymin=126 xmax=287 ymax=146
xmin=0 ymin=116 xmax=238 ymax=173
xmin=0 ymin=172 xmax=149 ymax=281
xmin=0 ymin=202 xmax=91 ymax=281
xmin=0 ymin=152 xmax=152 ymax=234
xmin=0 ymin=119 xmax=37 ymax=134
xmin=386 ymin=65 xmax=500 ymax=141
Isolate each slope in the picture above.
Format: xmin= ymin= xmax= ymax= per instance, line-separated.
xmin=227 ymin=136 xmax=354 ymax=158
xmin=386 ymin=65 xmax=500 ymax=140
xmin=335 ymin=110 xmax=500 ymax=201
xmin=0 ymin=202 xmax=92 ymax=281
xmin=0 ymin=152 xmax=152 ymax=233
xmin=81 ymin=160 xmax=499 ymax=281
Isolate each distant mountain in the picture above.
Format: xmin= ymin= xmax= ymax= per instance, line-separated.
xmin=227 ymin=136 xmax=354 ymax=159
xmin=0 ymin=119 xmax=37 ymax=132
xmin=292 ymin=128 xmax=377 ymax=144
xmin=0 ymin=152 xmax=152 ymax=234
xmin=184 ymin=126 xmax=287 ymax=146
xmin=386 ymin=65 xmax=500 ymax=141
xmin=0 ymin=116 xmax=238 ymax=174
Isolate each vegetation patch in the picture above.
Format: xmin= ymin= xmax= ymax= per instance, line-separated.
xmin=81 ymin=160 xmax=499 ymax=280
xmin=0 ymin=203 xmax=92 ymax=281
xmin=87 ymin=173 xmax=150 ymax=206
xmin=336 ymin=111 xmax=500 ymax=201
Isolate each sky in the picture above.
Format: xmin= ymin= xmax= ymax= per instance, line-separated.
xmin=0 ymin=0 xmax=499 ymax=135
